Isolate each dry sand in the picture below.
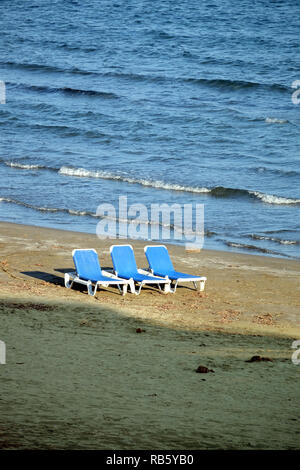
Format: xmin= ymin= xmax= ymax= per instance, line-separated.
xmin=0 ymin=221 xmax=299 ymax=449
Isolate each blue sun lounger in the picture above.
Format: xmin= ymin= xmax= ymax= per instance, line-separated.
xmin=65 ymin=249 xmax=133 ymax=296
xmin=144 ymin=245 xmax=207 ymax=293
xmin=110 ymin=244 xmax=171 ymax=295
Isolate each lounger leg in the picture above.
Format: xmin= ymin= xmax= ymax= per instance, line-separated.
xmin=128 ymin=279 xmax=136 ymax=294
xmin=158 ymin=283 xmax=170 ymax=293
xmin=136 ymin=282 xmax=144 ymax=295
xmin=116 ymin=284 xmax=122 ymax=295
xmin=64 ymin=273 xmax=74 ymax=289
xmin=65 ymin=273 xmax=74 ymax=289
xmin=87 ymin=281 xmax=97 ymax=296
xmin=164 ymin=282 xmax=171 ymax=293
xmin=171 ymin=280 xmax=178 ymax=293
xmin=115 ymin=283 xmax=127 ymax=296
xmin=199 ymin=280 xmax=206 ymax=292
xmin=193 ymin=281 xmax=197 ymax=290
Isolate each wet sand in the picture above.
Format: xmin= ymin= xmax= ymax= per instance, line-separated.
xmin=0 ymin=221 xmax=299 ymax=449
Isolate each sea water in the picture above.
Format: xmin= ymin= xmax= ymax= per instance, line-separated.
xmin=0 ymin=0 xmax=299 ymax=258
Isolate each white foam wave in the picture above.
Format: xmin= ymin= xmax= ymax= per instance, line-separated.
xmin=276 ymin=239 xmax=298 ymax=245
xmin=4 ymin=163 xmax=300 ymax=205
xmin=265 ymin=117 xmax=288 ymax=124
xmin=5 ymin=162 xmax=43 ymax=170
xmin=58 ymin=167 xmax=300 ymax=205
xmin=251 ymin=234 xmax=298 ymax=245
xmin=225 ymin=241 xmax=278 ymax=255
xmin=251 ymin=191 xmax=300 ymax=205
xmin=58 ymin=166 xmax=211 ymax=194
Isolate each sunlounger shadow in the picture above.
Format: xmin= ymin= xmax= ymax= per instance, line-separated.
xmin=21 ymin=271 xmax=64 ymax=286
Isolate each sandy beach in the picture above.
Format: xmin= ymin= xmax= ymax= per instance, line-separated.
xmin=0 ymin=221 xmax=299 ymax=450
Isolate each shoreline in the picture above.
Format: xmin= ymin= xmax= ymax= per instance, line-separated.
xmin=1 ymin=216 xmax=298 ymax=262
xmin=1 ymin=219 xmax=300 ymax=263
xmin=0 ymin=220 xmax=299 ymax=449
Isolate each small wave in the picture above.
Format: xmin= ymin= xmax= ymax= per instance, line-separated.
xmin=263 ymin=229 xmax=299 ymax=234
xmin=102 ymin=71 xmax=289 ymax=93
xmin=251 ymin=191 xmax=300 ymax=205
xmin=102 ymin=71 xmax=169 ymax=83
xmin=183 ymin=77 xmax=289 ymax=93
xmin=3 ymin=120 xmax=114 ymax=139
xmin=3 ymin=65 xmax=289 ymax=94
xmin=252 ymin=166 xmax=299 ymax=177
xmin=0 ymin=61 xmax=66 ymax=73
xmin=7 ymin=81 xmax=119 ymax=99
xmin=0 ymin=197 xmax=96 ymax=217
xmin=250 ymin=234 xmax=299 ymax=245
xmin=0 ymin=61 xmax=93 ymax=76
xmin=0 ymin=196 xmax=206 ymax=236
xmin=209 ymin=186 xmax=249 ymax=198
xmin=61 ymin=87 xmax=118 ymax=98
xmin=224 ymin=241 xmax=286 ymax=256
xmin=5 ymin=162 xmax=48 ymax=170
xmin=265 ymin=117 xmax=288 ymax=124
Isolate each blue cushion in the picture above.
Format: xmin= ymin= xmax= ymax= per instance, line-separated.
xmin=73 ymin=249 xmax=104 ymax=283
xmin=145 ymin=246 xmax=200 ymax=280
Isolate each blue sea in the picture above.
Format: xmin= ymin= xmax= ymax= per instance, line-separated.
xmin=0 ymin=0 xmax=299 ymax=258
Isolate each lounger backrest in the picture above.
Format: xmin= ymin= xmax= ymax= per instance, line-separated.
xmin=72 ymin=249 xmax=102 ymax=280
xmin=145 ymin=245 xmax=174 ymax=273
xmin=110 ymin=245 xmax=138 ymax=277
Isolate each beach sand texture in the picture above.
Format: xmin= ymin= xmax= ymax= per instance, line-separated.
xmin=0 ymin=222 xmax=299 ymax=449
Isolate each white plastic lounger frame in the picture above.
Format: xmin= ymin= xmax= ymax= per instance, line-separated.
xmin=109 ymin=244 xmax=171 ymax=295
xmin=132 ymin=268 xmax=171 ymax=295
xmin=144 ymin=245 xmax=207 ymax=294
xmin=64 ymin=249 xmax=133 ymax=296
xmin=64 ymin=270 xmax=131 ymax=296
xmin=169 ymin=276 xmax=206 ymax=293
